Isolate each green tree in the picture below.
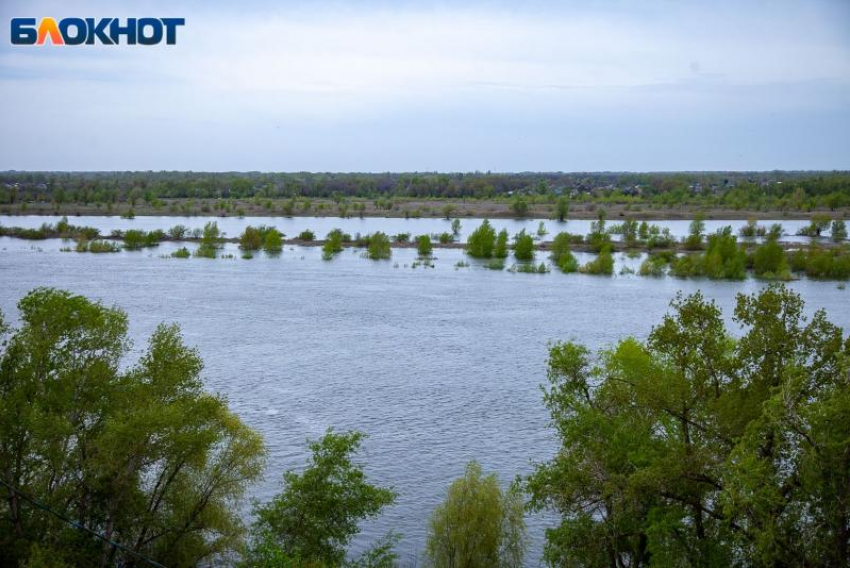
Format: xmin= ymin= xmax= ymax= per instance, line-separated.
xmin=799 ymin=214 xmax=832 ymax=237
xmin=671 ymin=227 xmax=747 ymax=280
xmin=752 ymin=235 xmax=789 ymax=279
xmin=510 ymin=196 xmax=529 ymax=217
xmin=264 ymin=228 xmax=284 ymax=252
xmin=366 ymin=232 xmax=391 ymax=260
xmin=322 ymin=229 xmax=344 ymax=260
xmin=416 ymin=234 xmax=433 ymax=257
xmin=247 ymin=431 xmax=397 ymax=567
xmin=550 ymin=232 xmax=578 ymax=273
xmin=527 ymin=285 xmax=850 ymax=567
xmin=0 ymin=289 xmax=266 ymax=567
xmin=240 ymin=226 xmax=263 ymax=251
xmin=168 ymin=224 xmax=188 ymax=239
xmin=513 ymin=230 xmax=535 ymax=261
xmin=579 ymin=244 xmax=614 ymax=275
xmin=123 ymin=229 xmax=149 ymax=250
xmin=451 ymin=218 xmax=462 ymax=237
xmin=684 ymin=214 xmax=706 ymax=250
xmin=467 ymin=221 xmax=497 ymax=259
xmin=426 ymin=462 xmax=526 ymax=568
xmin=196 ymin=221 xmax=222 ymax=258
xmin=494 ymin=229 xmax=509 ymax=259
xmin=556 ymin=196 xmax=569 ymax=222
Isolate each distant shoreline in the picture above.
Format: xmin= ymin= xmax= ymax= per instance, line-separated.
xmin=3 ymin=198 xmax=848 ymax=221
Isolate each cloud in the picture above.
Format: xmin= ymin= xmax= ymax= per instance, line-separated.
xmin=0 ymin=0 xmax=848 ymax=170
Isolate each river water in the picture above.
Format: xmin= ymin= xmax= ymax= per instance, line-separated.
xmin=1 ymin=215 xmax=848 ymax=566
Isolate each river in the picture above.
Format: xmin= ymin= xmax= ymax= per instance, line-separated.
xmin=1 ymin=215 xmax=847 ymax=566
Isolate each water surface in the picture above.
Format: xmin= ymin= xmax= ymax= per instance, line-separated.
xmin=1 ymin=221 xmax=847 ymax=566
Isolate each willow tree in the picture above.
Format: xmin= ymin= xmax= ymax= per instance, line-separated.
xmin=527 ymin=285 xmax=850 ymax=566
xmin=427 ymin=462 xmax=526 ymax=568
xmin=0 ymin=289 xmax=266 ymax=567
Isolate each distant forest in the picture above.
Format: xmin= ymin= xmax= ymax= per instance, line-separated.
xmin=2 ymin=171 xmax=850 ymax=209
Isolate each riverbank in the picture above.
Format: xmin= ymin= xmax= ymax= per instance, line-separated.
xmin=4 ymin=198 xmax=849 ymax=221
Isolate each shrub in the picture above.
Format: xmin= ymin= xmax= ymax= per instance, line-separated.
xmin=511 ymin=195 xmax=529 ymax=217
xmin=87 ymin=240 xmax=120 ymax=253
xmin=580 ymin=245 xmax=614 ymax=275
xmin=494 ymin=229 xmax=509 ymax=259
xmin=683 ymin=215 xmax=706 ymax=250
xmin=753 ymin=237 xmax=789 ymax=279
xmin=798 ymin=214 xmax=831 ymax=237
xmin=639 ymin=255 xmax=667 ymax=276
xmin=322 ymin=229 xmax=344 ymax=260
xmin=416 ymin=234 xmax=433 ymax=257
xmin=739 ymin=218 xmax=766 ymax=238
xmin=123 ymin=230 xmax=148 ymax=250
xmin=550 ymin=232 xmax=578 ymax=273
xmin=239 ymin=227 xmax=263 ymax=250
xmin=297 ymin=229 xmax=315 ymax=241
xmin=263 ymin=228 xmax=283 ymax=252
xmin=513 ymin=262 xmax=549 ymax=274
xmin=366 ymin=232 xmax=391 ymax=260
xmin=467 ymin=220 xmax=497 ymax=258
xmin=168 ymin=224 xmax=188 ymax=239
xmin=513 ymin=230 xmax=535 ymax=261
xmin=171 ymin=247 xmax=191 ymax=258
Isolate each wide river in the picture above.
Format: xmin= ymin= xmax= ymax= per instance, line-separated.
xmin=1 ymin=215 xmax=848 ymax=566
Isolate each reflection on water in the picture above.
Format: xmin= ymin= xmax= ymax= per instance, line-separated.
xmin=1 ymin=233 xmax=847 ymax=565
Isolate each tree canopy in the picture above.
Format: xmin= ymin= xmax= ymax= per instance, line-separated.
xmin=526 ymin=285 xmax=850 ymax=566
xmin=427 ymin=461 xmax=526 ymax=568
xmin=247 ymin=431 xmax=397 ymax=567
xmin=0 ymin=288 xmax=266 ymax=567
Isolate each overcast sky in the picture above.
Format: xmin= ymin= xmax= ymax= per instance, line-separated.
xmin=1 ymin=0 xmax=848 ymax=171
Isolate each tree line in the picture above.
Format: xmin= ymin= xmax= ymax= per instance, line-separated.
xmin=2 ymin=171 xmax=850 ymax=211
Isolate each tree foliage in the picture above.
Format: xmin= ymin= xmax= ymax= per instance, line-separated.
xmin=426 ymin=462 xmax=526 ymax=568
xmin=0 ymin=289 xmax=266 ymax=567
xmin=366 ymin=232 xmax=391 ymax=260
xmin=467 ymin=221 xmax=497 ymax=259
xmin=556 ymin=196 xmax=569 ymax=222
xmin=247 ymin=431 xmax=397 ymax=567
xmin=579 ymin=244 xmax=614 ymax=275
xmin=240 ymin=226 xmax=263 ymax=251
xmin=264 ymin=228 xmax=284 ymax=252
xmin=513 ymin=230 xmax=535 ymax=262
xmin=527 ymin=285 xmax=850 ymax=567
xmin=416 ymin=234 xmax=433 ymax=257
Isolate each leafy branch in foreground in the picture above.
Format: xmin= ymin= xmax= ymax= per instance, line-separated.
xmin=0 ymin=288 xmax=266 ymax=567
xmin=427 ymin=461 xmax=526 ymax=568
xmin=527 ymin=284 xmax=850 ymax=567
xmin=246 ymin=431 xmax=397 ymax=567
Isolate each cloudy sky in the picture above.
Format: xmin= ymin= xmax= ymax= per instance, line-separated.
xmin=1 ymin=0 xmax=848 ymax=171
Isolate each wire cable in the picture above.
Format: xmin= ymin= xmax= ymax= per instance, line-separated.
xmin=0 ymin=477 xmax=167 ymax=568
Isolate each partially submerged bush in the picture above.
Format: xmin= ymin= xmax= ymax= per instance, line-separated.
xmin=580 ymin=245 xmax=614 ymax=275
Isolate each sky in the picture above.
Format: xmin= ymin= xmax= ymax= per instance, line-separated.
xmin=1 ymin=0 xmax=848 ymax=172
